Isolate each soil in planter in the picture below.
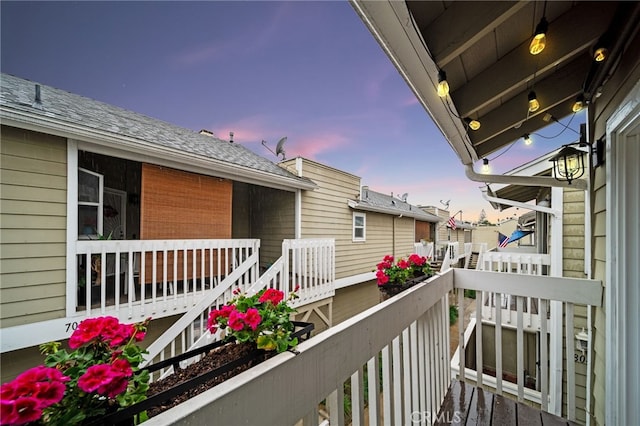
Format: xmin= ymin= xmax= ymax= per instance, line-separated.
xmin=146 ymin=341 xmax=277 ymax=418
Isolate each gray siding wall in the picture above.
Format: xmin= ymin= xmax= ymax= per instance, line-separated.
xmin=0 ymin=126 xmax=67 ymax=327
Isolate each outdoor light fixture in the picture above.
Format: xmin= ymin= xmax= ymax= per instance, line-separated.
xmin=482 ymin=158 xmax=490 ymax=173
xmin=529 ymin=17 xmax=548 ymax=55
xmin=465 ymin=117 xmax=481 ymax=130
xmin=549 ymin=145 xmax=586 ymax=184
xmin=437 ymin=69 xmax=449 ymax=98
xmin=523 ymin=133 xmax=532 ymax=145
xmin=572 ymin=94 xmax=585 ymax=113
xmin=528 ymin=91 xmax=540 ymax=112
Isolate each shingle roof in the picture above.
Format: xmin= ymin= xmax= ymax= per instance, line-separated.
xmin=0 ymin=73 xmax=313 ymax=187
xmin=349 ymin=188 xmax=441 ymax=222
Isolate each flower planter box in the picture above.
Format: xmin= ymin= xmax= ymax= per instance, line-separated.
xmin=379 ymin=274 xmax=433 ymax=301
xmin=93 ymin=321 xmax=314 ymax=425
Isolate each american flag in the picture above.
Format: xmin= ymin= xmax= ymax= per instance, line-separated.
xmin=498 ymin=232 xmax=510 ymax=248
xmin=448 ymin=217 xmax=457 ymax=230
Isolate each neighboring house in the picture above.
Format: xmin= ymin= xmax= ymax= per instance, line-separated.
xmin=0 ymin=72 xmax=319 ymax=381
xmin=420 ymin=205 xmax=475 ymax=260
xmin=350 ymin=1 xmax=639 ymax=424
xmin=0 ymin=73 xmax=443 ymax=382
xmin=278 ymin=157 xmax=442 ymax=326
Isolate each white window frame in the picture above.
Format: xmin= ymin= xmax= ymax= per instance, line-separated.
xmin=352 ymin=212 xmax=366 ymax=242
xmin=78 ymin=167 xmax=104 ymax=239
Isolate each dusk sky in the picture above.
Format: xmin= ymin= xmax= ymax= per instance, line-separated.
xmin=1 ymin=1 xmax=585 ymax=223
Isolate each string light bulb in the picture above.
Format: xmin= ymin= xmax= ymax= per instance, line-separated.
xmin=482 ymin=158 xmax=490 ymax=173
xmin=593 ymin=46 xmax=608 ymax=62
xmin=572 ymin=94 xmax=585 ymax=113
xmin=529 ymin=17 xmax=548 ymax=55
xmin=437 ymin=69 xmax=449 ymax=98
xmin=524 ymin=133 xmax=532 ymax=145
xmin=465 ymin=117 xmax=481 ymax=131
xmin=528 ymin=91 xmax=540 ymax=112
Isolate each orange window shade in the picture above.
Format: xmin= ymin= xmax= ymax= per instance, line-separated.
xmin=141 ymin=164 xmax=232 ymax=239
xmin=139 ymin=164 xmax=233 ymax=283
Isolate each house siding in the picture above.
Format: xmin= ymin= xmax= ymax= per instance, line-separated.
xmin=0 ymin=126 xmax=67 ymax=327
xmin=588 ymin=35 xmax=640 ymax=426
xmin=286 ymin=158 xmax=419 ymax=279
xmin=249 ymin=185 xmax=295 ymax=268
xmin=285 ymin=159 xmax=361 ymax=279
xmin=332 ymin=280 xmax=380 ymax=325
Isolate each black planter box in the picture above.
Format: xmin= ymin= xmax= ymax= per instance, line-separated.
xmin=93 ymin=321 xmax=314 ymax=425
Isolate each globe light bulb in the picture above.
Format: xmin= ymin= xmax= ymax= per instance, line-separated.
xmin=437 ymin=70 xmax=449 ymax=98
xmin=528 ymin=91 xmax=540 ymax=113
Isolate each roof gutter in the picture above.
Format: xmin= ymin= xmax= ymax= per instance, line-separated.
xmin=347 ymin=200 xmax=440 ymax=222
xmin=464 ymin=163 xmax=587 ymax=191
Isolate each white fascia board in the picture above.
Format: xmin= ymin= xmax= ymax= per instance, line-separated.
xmin=347 ymin=200 xmax=438 ymax=222
xmin=0 ymin=109 xmax=317 ymax=192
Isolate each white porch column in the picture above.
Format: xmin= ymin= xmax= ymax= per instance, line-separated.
xmin=548 ymin=186 xmax=564 ymax=415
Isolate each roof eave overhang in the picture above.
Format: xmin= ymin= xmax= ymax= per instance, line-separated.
xmin=347 ymin=200 xmax=440 ymax=222
xmin=1 ymin=107 xmax=317 ymax=192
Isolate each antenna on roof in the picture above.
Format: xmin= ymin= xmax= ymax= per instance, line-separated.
xmin=440 ymin=199 xmax=451 ymax=210
xmin=261 ymin=137 xmax=287 ymax=160
xmin=401 ymin=193 xmax=408 ymax=202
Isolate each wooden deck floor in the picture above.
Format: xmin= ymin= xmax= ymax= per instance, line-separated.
xmin=436 ymin=381 xmax=578 ymax=425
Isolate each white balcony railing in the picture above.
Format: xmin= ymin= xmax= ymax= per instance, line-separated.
xmin=74 ymin=239 xmax=260 ymax=322
xmin=478 ymin=251 xmax=551 ymax=331
xmin=141 ymin=239 xmax=335 ymax=373
xmin=413 ymin=241 xmax=434 ymax=259
xmin=144 ymin=268 xmax=601 ymax=426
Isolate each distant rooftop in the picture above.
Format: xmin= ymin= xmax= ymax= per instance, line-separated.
xmin=349 ymin=187 xmax=441 ymax=222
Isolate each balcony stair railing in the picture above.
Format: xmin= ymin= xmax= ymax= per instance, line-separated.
xmin=141 ymin=239 xmax=334 ymax=374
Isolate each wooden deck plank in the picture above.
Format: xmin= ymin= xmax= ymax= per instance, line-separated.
xmin=492 ymin=394 xmax=517 ymax=425
xmin=516 ymin=402 xmax=543 ymax=426
xmin=540 ymin=410 xmax=571 ymax=425
xmin=466 ymin=385 xmax=494 ymax=425
xmin=438 ymin=381 xmax=576 ymax=426
xmin=435 ymin=380 xmax=474 ymax=425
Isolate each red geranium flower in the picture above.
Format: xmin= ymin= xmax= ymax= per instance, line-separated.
xmin=258 ymin=288 xmax=284 ymax=305
xmin=244 ymin=308 xmax=262 ymax=330
xmin=78 ymin=364 xmax=113 ymax=393
xmin=227 ymin=310 xmax=246 ymax=331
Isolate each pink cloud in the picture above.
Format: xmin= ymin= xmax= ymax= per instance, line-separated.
xmin=289 ymin=133 xmax=348 ymax=159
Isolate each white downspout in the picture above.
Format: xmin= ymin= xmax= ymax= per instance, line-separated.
xmin=295 ymin=158 xmax=303 ymax=239
xmin=481 ymin=190 xmax=560 ymax=217
xmin=465 ymin=164 xmax=587 ymax=191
